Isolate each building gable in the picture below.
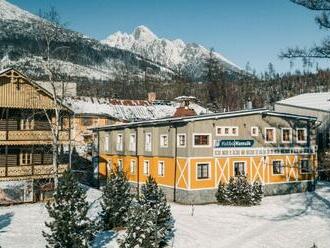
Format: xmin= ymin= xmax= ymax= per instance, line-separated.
xmin=0 ymin=68 xmax=64 ymax=110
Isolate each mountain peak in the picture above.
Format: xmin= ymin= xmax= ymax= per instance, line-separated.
xmin=133 ymin=25 xmax=157 ymax=41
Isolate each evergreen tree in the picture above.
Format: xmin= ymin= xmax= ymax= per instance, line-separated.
xmin=43 ymin=170 xmax=95 ymax=248
xmin=251 ymin=180 xmax=263 ymax=205
xmin=224 ymin=176 xmax=263 ymax=206
xmin=100 ymin=169 xmax=132 ymax=230
xmin=140 ymin=176 xmax=175 ymax=247
xmin=215 ymin=181 xmax=229 ymax=205
xmin=119 ymin=203 xmax=157 ymax=248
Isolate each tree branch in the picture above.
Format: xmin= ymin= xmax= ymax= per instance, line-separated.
xmin=290 ymin=0 xmax=330 ymax=11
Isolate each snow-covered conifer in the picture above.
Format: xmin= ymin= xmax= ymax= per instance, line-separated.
xmin=215 ymin=181 xmax=229 ymax=204
xmin=251 ymin=180 xmax=263 ymax=205
xmin=43 ymin=170 xmax=95 ymax=248
xmin=119 ymin=202 xmax=157 ymax=248
xmin=140 ymin=176 xmax=174 ymax=246
xmin=100 ymin=169 xmax=132 ymax=230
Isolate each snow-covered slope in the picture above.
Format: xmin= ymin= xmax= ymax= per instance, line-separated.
xmin=0 ymin=1 xmax=174 ymax=82
xmin=0 ymin=0 xmax=39 ymax=21
xmin=102 ymin=25 xmax=241 ymax=78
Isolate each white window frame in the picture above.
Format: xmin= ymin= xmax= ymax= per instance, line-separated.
xmin=160 ymin=134 xmax=169 ymax=148
xmin=158 ymin=161 xmax=165 ymax=177
xmin=192 ymin=133 xmax=212 ymax=148
xmin=129 ymin=133 xmax=136 ymax=152
xmin=296 ymin=128 xmax=307 ymax=144
xmin=145 ymin=132 xmax=152 ymax=152
xmin=117 ymin=159 xmax=123 ymax=172
xmin=196 ymin=162 xmax=211 ymax=180
xmin=116 ymin=133 xmax=123 ymax=151
xmin=130 ymin=159 xmax=136 ymax=175
xmin=300 ymin=159 xmax=312 ymax=174
xmin=143 ymin=160 xmax=150 ymax=175
xmin=20 ymin=152 xmax=32 ymax=165
xmin=233 ymin=161 xmax=246 ymax=177
xmin=104 ymin=135 xmax=110 ymax=152
xmin=272 ymin=159 xmax=285 ymax=176
xmin=177 ymin=133 xmax=186 ymax=148
xmin=216 ymin=126 xmax=239 ymax=136
xmin=265 ymin=128 xmax=276 ymax=143
xmin=251 ymin=126 xmax=259 ymax=137
xmin=281 ymin=128 xmax=292 ymax=144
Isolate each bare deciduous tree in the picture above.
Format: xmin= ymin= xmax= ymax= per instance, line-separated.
xmin=35 ymin=7 xmax=72 ymax=188
xmin=281 ymin=0 xmax=330 ymax=60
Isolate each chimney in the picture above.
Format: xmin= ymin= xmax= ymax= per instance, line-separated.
xmin=246 ymin=98 xmax=253 ymax=110
xmin=148 ymin=92 xmax=156 ymax=102
xmin=173 ymin=96 xmax=198 ymax=117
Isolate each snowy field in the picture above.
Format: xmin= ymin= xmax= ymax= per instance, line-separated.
xmin=0 ymin=183 xmax=329 ymax=248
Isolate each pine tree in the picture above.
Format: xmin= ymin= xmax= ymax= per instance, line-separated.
xmin=140 ymin=176 xmax=174 ymax=247
xmin=251 ymin=180 xmax=263 ymax=205
xmin=43 ymin=170 xmax=95 ymax=248
xmin=215 ymin=181 xmax=229 ymax=205
xmin=225 ymin=176 xmax=261 ymax=206
xmin=100 ymin=169 xmax=132 ymax=230
xmin=119 ymin=202 xmax=158 ymax=248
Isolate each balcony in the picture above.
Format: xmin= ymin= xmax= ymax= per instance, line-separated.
xmin=0 ymin=164 xmax=68 ymax=180
xmin=0 ymin=130 xmax=70 ymax=145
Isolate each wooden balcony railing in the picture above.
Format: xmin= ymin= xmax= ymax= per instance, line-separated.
xmin=0 ymin=164 xmax=68 ymax=180
xmin=0 ymin=130 xmax=69 ymax=144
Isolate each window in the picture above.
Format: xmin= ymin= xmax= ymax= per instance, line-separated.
xmin=193 ymin=134 xmax=211 ymax=147
xmin=118 ymin=159 xmax=123 ymax=171
xmin=160 ymin=134 xmax=168 ymax=148
xmin=251 ymin=127 xmax=259 ymax=137
xmin=265 ymin=128 xmax=276 ymax=143
xmin=130 ymin=160 xmax=136 ymax=174
xmin=129 ymin=133 xmax=136 ymax=152
xmin=297 ymin=128 xmax=307 ymax=143
xmin=234 ymin=161 xmax=246 ymax=177
xmin=143 ymin=160 xmax=150 ymax=175
xmin=197 ymin=163 xmax=210 ymax=179
xmin=20 ymin=118 xmax=34 ymax=130
xmin=104 ymin=135 xmax=109 ymax=152
xmin=116 ymin=134 xmax=123 ymax=151
xmin=300 ymin=159 xmax=311 ymax=174
xmin=217 ymin=126 xmax=239 ymax=136
xmin=158 ymin=161 xmax=165 ymax=176
xmin=177 ymin=134 xmax=186 ymax=147
xmin=281 ymin=128 xmax=292 ymax=143
xmin=272 ymin=160 xmax=284 ymax=175
xmin=20 ymin=152 xmax=32 ymax=165
xmin=145 ymin=133 xmax=152 ymax=151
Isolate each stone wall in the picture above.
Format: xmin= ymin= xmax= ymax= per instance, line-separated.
xmin=127 ymin=181 xmax=315 ymax=204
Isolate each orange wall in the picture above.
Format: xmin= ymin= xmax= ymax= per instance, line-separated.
xmin=99 ymin=153 xmax=316 ymax=190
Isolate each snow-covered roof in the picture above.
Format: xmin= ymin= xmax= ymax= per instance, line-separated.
xmin=0 ymin=67 xmax=11 ymax=75
xmin=64 ymin=96 xmax=211 ymax=121
xmin=93 ymin=109 xmax=317 ymax=131
xmin=276 ymin=92 xmax=330 ymax=112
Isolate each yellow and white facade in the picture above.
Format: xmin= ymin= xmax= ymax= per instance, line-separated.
xmin=93 ymin=109 xmax=318 ymax=204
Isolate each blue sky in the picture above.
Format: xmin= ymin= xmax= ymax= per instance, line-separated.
xmin=9 ymin=0 xmax=329 ymax=73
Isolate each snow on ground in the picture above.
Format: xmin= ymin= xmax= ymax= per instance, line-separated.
xmin=0 ymin=184 xmax=329 ymax=248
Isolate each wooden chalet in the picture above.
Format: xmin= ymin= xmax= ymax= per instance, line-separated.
xmin=0 ymin=68 xmax=72 ymax=182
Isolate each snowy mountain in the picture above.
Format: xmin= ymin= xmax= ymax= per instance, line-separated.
xmin=102 ymin=25 xmax=241 ymax=78
xmin=0 ymin=0 xmax=174 ymax=82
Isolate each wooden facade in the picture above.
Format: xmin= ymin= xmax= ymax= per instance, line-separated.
xmin=0 ymin=68 xmax=71 ymax=181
